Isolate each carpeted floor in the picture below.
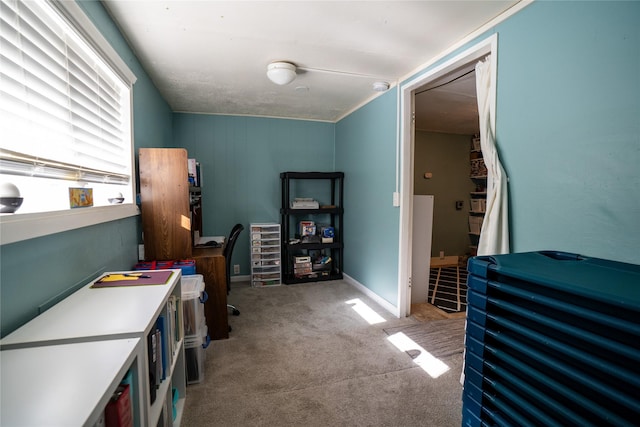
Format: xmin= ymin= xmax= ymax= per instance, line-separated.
xmin=180 ymin=280 xmax=464 ymax=427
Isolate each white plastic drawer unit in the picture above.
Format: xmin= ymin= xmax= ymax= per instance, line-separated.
xmin=249 ymin=223 xmax=282 ymax=287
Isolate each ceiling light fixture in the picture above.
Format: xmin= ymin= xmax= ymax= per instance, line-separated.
xmin=267 ymin=61 xmax=393 ymax=92
xmin=267 ymin=61 xmax=297 ymax=85
xmin=372 ymin=81 xmax=390 ymax=92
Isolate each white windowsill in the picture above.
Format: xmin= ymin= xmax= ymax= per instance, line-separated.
xmin=0 ymin=204 xmax=139 ymax=245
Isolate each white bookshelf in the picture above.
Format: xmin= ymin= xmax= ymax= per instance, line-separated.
xmin=1 ymin=338 xmax=142 ymax=427
xmin=0 ymin=269 xmax=186 ymax=427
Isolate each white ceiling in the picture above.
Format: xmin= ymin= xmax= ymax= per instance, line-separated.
xmin=102 ymin=0 xmax=519 ymax=131
xmin=415 ymin=62 xmax=480 ymax=134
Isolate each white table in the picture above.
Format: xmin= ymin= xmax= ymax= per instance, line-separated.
xmin=0 ymin=270 xmax=180 ymax=350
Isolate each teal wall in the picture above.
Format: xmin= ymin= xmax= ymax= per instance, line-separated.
xmin=493 ymin=1 xmax=639 ymax=263
xmin=172 ymin=114 xmax=335 ymax=274
xmin=335 ymin=91 xmax=399 ymax=305
xmin=0 ymin=1 xmax=173 ymax=337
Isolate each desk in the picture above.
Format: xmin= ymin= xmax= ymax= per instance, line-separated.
xmin=192 ymin=247 xmax=228 ymax=340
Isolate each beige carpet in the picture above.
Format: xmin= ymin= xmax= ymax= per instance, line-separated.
xmin=181 ymin=280 xmax=464 ymax=427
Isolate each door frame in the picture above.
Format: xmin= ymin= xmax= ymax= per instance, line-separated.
xmin=397 ymin=34 xmax=498 ymax=317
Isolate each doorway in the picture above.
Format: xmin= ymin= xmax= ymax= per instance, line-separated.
xmin=397 ymin=35 xmax=497 ymax=317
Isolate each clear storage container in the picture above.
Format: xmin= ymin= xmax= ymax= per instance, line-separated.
xmin=181 ymin=274 xmax=207 ymax=336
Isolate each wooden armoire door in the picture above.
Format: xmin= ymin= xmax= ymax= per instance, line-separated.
xmin=139 ymin=148 xmax=192 ymax=260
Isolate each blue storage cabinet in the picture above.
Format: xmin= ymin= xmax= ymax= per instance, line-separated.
xmin=462 ymin=251 xmax=640 ymax=427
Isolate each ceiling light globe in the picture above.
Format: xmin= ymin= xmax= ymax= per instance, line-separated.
xmin=267 ymin=62 xmax=297 ymax=85
xmin=372 ymin=81 xmax=390 ymax=92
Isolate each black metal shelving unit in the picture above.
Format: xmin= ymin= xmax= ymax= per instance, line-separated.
xmin=280 ymin=172 xmax=344 ymax=284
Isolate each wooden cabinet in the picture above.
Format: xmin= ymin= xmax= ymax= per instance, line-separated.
xmin=192 ymin=247 xmax=228 ymax=340
xmin=139 ymin=148 xmax=192 ymax=260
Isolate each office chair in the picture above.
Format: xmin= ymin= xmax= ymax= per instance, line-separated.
xmin=224 ymin=223 xmax=244 ymax=317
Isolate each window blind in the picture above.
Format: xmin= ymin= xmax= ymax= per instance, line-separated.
xmin=0 ymin=0 xmax=131 ymax=184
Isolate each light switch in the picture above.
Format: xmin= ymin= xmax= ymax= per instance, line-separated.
xmin=393 ymin=192 xmax=400 ymax=207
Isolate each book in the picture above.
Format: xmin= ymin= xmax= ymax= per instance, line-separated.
xmin=147 ymin=333 xmax=156 ymax=404
xmin=105 ymin=384 xmax=133 ymax=427
xmin=156 ymin=315 xmax=168 ymax=380
xmin=155 ymin=328 xmax=162 ymax=388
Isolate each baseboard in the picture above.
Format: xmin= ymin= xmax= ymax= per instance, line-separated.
xmin=231 ymin=274 xmax=251 ymax=283
xmin=342 ymin=273 xmax=400 ymax=318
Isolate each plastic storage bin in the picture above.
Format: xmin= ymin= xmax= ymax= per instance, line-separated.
xmin=185 ymin=324 xmax=209 ymax=385
xmin=133 ymin=259 xmax=196 ymax=275
xmin=181 ymin=274 xmax=207 ymax=336
xmin=462 ymin=251 xmax=640 ymax=426
xmin=174 ymin=260 xmax=196 ymax=275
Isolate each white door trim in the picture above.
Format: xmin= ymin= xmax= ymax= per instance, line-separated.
xmin=397 ymin=34 xmax=498 ymax=317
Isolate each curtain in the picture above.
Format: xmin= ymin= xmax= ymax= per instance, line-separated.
xmin=475 ymin=56 xmax=509 ymax=255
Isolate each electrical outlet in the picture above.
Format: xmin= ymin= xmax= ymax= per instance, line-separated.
xmin=233 ymin=264 xmax=240 ymax=274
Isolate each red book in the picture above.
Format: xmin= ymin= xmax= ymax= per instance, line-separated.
xmin=105 ymin=384 xmax=133 ymax=427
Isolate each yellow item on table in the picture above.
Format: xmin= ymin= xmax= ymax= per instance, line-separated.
xmin=99 ymin=274 xmax=142 ymax=282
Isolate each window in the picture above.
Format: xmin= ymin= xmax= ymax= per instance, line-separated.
xmin=0 ymin=0 xmax=137 ymax=244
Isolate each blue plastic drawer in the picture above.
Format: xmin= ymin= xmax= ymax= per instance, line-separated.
xmin=463 ymin=376 xmax=484 ymax=411
xmin=462 ymin=405 xmax=482 ymax=427
xmin=467 ymin=273 xmax=489 ymax=295
xmin=467 ymin=305 xmax=487 ymax=327
xmin=465 ymin=320 xmax=486 ymax=343
xmin=467 ymin=289 xmax=487 ymax=311
xmin=465 ymin=345 xmax=485 ymax=374
xmin=468 ymin=251 xmax=640 ymax=312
